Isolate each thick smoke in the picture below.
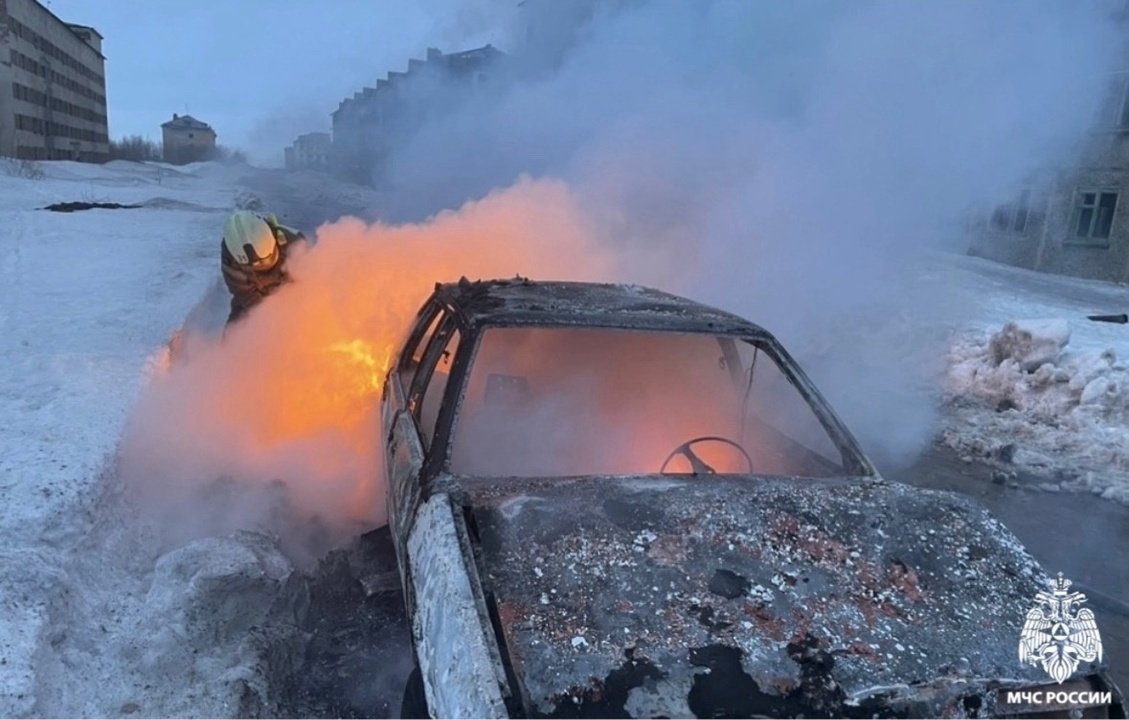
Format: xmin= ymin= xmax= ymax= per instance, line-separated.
xmin=118 ymin=179 xmax=615 ymax=562
xmin=381 ymin=0 xmax=1122 ymax=467
xmin=122 ymin=1 xmax=1123 ymax=560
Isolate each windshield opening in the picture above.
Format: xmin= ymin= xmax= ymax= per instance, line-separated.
xmin=448 ymin=326 xmax=850 ymax=478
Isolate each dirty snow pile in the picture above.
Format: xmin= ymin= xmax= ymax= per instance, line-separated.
xmin=0 ymin=159 xmax=310 ymax=717
xmin=943 ymin=313 xmax=1129 ymax=504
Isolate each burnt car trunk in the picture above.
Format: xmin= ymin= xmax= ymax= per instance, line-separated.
xmin=452 ymin=474 xmax=1117 ymax=718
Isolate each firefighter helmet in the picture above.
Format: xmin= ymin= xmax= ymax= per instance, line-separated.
xmin=222 ymin=211 xmax=280 ymax=269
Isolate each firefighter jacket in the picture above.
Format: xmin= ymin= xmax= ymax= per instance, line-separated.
xmin=221 ymin=219 xmax=306 ymax=322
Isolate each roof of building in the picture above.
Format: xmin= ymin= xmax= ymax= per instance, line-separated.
xmin=65 ymin=23 xmax=104 ymax=39
xmin=22 ymin=0 xmax=106 ymax=59
xmin=292 ymin=132 xmax=331 ymax=146
xmin=161 ymin=114 xmax=214 ymax=131
xmin=444 ymin=44 xmax=504 ymax=61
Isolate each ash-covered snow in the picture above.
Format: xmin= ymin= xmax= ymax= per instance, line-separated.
xmin=936 ymin=255 xmax=1129 ymax=505
xmin=987 ymin=319 xmax=1072 ymax=372
xmin=945 ymin=319 xmax=1129 ymax=503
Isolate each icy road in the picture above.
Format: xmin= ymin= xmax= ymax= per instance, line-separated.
xmin=1 ymin=159 xmax=1126 ymax=716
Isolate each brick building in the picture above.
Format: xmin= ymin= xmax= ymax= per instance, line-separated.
xmin=161 ymin=113 xmax=215 ymax=165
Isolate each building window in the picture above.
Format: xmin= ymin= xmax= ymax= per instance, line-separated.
xmin=1117 ymin=77 xmax=1129 ymax=127
xmin=1094 ymin=72 xmax=1129 ymax=128
xmin=990 ymin=205 xmax=1010 ymax=232
xmin=1070 ymin=190 xmax=1117 ymax=244
xmin=990 ymin=189 xmax=1031 ymax=234
xmin=1013 ymin=189 xmax=1030 ymax=233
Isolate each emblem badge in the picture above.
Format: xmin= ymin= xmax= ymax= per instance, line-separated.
xmin=1019 ymin=573 xmax=1103 ymax=683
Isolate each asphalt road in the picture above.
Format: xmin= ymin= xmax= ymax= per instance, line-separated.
xmin=891 ymin=443 xmax=1129 ymax=697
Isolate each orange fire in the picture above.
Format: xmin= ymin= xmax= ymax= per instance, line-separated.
xmin=119 ymin=177 xmax=620 ymax=535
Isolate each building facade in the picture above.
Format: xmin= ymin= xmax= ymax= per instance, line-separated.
xmin=971 ymin=10 xmax=1129 ymax=283
xmin=284 ymin=131 xmax=330 ymax=171
xmin=161 ymin=113 xmax=215 ymax=165
xmin=0 ymin=0 xmax=109 ymax=162
xmin=331 ymin=45 xmax=507 ymax=184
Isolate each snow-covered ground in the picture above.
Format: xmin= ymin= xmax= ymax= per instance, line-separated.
xmin=1 ymin=159 xmax=1127 ymax=716
xmin=0 ymin=159 xmax=309 ymax=716
xmin=929 ymin=253 xmax=1129 ymax=504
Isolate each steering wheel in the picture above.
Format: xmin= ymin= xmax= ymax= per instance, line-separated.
xmin=660 ymin=436 xmax=754 ymax=475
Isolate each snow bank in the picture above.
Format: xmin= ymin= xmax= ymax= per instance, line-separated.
xmin=29 ymin=518 xmax=308 ymax=717
xmin=136 ymin=532 xmax=309 ymax=717
xmin=987 ymin=319 xmax=1071 ymax=372
xmin=944 ymin=317 xmax=1129 ymax=504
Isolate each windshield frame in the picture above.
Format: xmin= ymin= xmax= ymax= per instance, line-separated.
xmin=421 ymin=319 xmax=877 ymax=482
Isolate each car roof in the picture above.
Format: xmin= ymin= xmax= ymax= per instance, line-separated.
xmin=432 ymin=277 xmax=773 ymax=337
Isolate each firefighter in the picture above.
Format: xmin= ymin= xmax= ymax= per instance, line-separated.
xmin=220 ymin=210 xmax=306 ymax=325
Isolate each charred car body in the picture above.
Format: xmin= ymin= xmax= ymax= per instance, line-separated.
xmin=381 ymin=278 xmax=1125 ymax=718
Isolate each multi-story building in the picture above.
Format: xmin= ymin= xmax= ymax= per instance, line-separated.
xmin=0 ymin=0 xmax=109 ymax=162
xmin=284 ymin=131 xmax=330 ymax=171
xmin=161 ymin=113 xmax=215 ymax=165
xmin=331 ymin=45 xmax=507 ymax=184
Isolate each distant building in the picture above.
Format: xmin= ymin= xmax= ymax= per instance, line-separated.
xmin=0 ymin=0 xmax=109 ymax=162
xmin=285 ymin=131 xmax=330 ymax=171
xmin=331 ymin=45 xmax=508 ymax=184
xmin=970 ymin=8 xmax=1129 ymax=283
xmin=161 ymin=113 xmax=216 ymax=165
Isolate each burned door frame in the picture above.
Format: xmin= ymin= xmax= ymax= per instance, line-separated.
xmin=383 ymin=298 xmax=509 ymax=716
xmin=385 ymin=300 xmax=442 ymax=582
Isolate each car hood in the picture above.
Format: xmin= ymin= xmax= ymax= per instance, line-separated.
xmin=456 ymin=474 xmax=1062 ymax=718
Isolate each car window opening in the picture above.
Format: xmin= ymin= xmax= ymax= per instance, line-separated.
xmin=448 ymin=326 xmax=847 ymax=478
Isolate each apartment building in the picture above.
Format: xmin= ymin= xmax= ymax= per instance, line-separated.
xmin=970 ymin=7 xmax=1129 ymax=283
xmin=0 ymin=0 xmax=109 ymax=162
xmin=331 ymin=45 xmax=506 ymax=184
xmin=285 ymin=131 xmax=330 ymax=171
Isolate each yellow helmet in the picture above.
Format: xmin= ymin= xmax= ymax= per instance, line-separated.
xmin=223 ymin=210 xmax=280 ymax=269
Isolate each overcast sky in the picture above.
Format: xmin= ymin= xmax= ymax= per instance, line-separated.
xmin=43 ymin=0 xmax=508 ymax=163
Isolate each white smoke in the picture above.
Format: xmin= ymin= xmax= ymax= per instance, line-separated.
xmin=125 ymin=0 xmax=1123 ymax=559
xmin=371 ymin=0 xmax=1123 ymax=468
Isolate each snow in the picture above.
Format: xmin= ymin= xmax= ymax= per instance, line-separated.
xmin=0 ymin=163 xmax=232 ymax=542
xmin=986 ymin=319 xmax=1072 ymax=372
xmin=935 ymin=254 xmax=1129 ymax=505
xmin=1 ymin=157 xmax=1127 ymax=716
xmin=0 ymin=159 xmax=265 ymax=715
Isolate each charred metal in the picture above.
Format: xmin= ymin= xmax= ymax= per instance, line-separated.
xmin=383 ymin=278 xmax=1127 ymax=718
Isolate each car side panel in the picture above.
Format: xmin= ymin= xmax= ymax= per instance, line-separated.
xmin=386 ymin=406 xmax=422 ymax=592
xmin=407 ymin=492 xmax=508 ymax=719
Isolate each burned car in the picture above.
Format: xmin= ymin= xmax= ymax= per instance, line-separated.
xmin=382 ymin=278 xmax=1124 ymax=718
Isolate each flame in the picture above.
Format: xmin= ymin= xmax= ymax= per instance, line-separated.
xmin=326 ymin=339 xmax=391 ymax=395
xmin=119 ymin=177 xmax=620 ymax=538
